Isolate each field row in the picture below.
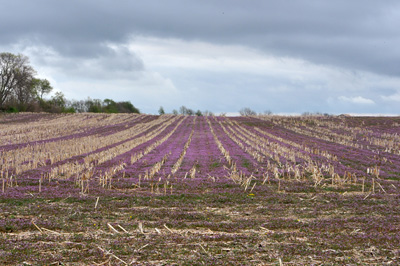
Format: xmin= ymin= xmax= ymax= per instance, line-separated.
xmin=1 ymin=113 xmax=400 ymax=195
xmin=1 ymin=113 xmax=400 ymax=264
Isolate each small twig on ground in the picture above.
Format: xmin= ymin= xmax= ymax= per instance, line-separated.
xmin=163 ymin=224 xmax=174 ymax=233
xmin=376 ymin=182 xmax=386 ymax=193
xmin=198 ymin=243 xmax=208 ymax=254
xmin=137 ymin=244 xmax=149 ymax=251
xmin=117 ymin=224 xmax=129 ymax=233
xmin=95 ymin=196 xmax=99 ymax=209
xmin=155 ymin=228 xmax=162 ymax=234
xmin=32 ymin=220 xmax=43 ymax=234
xmin=279 ymin=258 xmax=283 ymax=266
xmin=363 ymin=192 xmax=371 ymax=200
xmin=249 ymin=182 xmax=257 ymax=193
xmin=107 ymin=223 xmax=120 ymax=234
xmin=97 ymin=246 xmax=128 ymax=265
xmin=41 ymin=227 xmax=61 ymax=235
xmin=60 ymin=196 xmax=71 ymax=202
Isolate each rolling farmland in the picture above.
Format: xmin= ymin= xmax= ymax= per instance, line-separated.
xmin=1 ymin=113 xmax=400 ymax=265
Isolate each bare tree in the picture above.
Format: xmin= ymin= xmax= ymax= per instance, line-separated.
xmin=179 ymin=105 xmax=195 ymax=115
xmin=203 ymin=110 xmax=214 ymax=116
xmin=70 ymin=99 xmax=88 ymax=113
xmin=179 ymin=105 xmax=188 ymax=115
xmin=264 ymin=110 xmax=273 ymax=115
xmin=13 ymin=64 xmax=36 ymax=110
xmin=239 ymin=107 xmax=257 ymax=116
xmin=1 ymin=53 xmax=35 ymax=109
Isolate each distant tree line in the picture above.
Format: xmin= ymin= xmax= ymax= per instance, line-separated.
xmin=239 ymin=107 xmax=274 ymax=116
xmin=0 ymin=52 xmax=139 ymax=114
xmin=66 ymin=98 xmax=139 ymax=113
xmin=158 ymin=105 xmax=213 ymax=116
xmin=158 ymin=106 xmax=273 ymax=117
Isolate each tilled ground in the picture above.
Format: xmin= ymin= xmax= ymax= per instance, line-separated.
xmin=1 ymin=179 xmax=399 ymax=265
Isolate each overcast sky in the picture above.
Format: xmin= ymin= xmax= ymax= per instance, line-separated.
xmin=1 ymin=0 xmax=400 ymax=115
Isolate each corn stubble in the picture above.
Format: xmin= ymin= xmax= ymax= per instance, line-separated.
xmin=1 ymin=113 xmax=400 ymax=265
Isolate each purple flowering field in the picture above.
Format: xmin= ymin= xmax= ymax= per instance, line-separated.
xmin=1 ymin=113 xmax=400 ymax=265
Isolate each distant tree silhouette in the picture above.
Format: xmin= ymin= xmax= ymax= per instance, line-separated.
xmin=158 ymin=106 xmax=165 ymax=115
xmin=239 ymin=107 xmax=256 ymax=116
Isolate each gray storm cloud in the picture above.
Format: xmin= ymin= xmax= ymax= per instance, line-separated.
xmin=1 ymin=0 xmax=399 ymax=76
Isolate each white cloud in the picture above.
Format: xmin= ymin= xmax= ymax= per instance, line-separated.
xmin=129 ymin=36 xmax=322 ymax=78
xmin=338 ymin=96 xmax=375 ymax=104
xmin=381 ymin=93 xmax=400 ymax=102
xmin=58 ymin=71 xmax=179 ymax=100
